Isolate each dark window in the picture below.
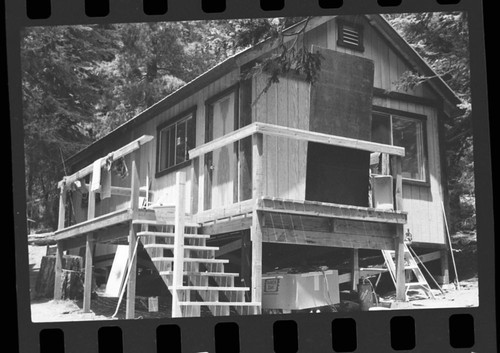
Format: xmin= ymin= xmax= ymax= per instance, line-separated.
xmin=337 ymin=20 xmax=364 ymax=52
xmin=371 ymin=112 xmax=427 ymax=182
xmin=157 ymin=110 xmax=196 ymax=174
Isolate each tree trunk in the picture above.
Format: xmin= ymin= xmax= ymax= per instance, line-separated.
xmin=35 ymin=255 xmax=84 ymax=299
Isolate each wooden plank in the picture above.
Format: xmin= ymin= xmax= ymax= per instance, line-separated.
xmin=130 ymin=154 xmax=140 ymax=216
xmin=255 ymin=123 xmax=405 ymax=156
xmin=277 ymin=79 xmax=289 ymax=199
xmin=53 ymin=242 xmax=64 ymax=299
xmin=257 ymin=198 xmax=407 ymax=224
xmin=125 ymin=223 xmax=137 ymax=319
xmin=53 ymin=209 xmax=133 ymax=241
xmin=394 ymin=225 xmax=406 ymax=301
xmin=57 ymin=188 xmax=67 ymax=230
xmin=352 ymin=249 xmax=359 ymax=291
xmin=391 ymin=155 xmax=404 ymax=211
xmin=215 ymin=239 xmax=243 ymax=257
xmin=189 ymin=124 xmax=258 ymax=159
xmin=262 ymin=227 xmax=394 ymax=250
xmin=59 ymin=135 xmax=154 ymax=188
xmin=105 ymin=245 xmax=129 ymax=297
xmin=83 ymin=233 xmax=94 ymax=313
xmin=83 ymin=172 xmax=96 ymax=313
xmin=82 ymin=185 xmax=150 ymax=198
xmin=439 ymin=249 xmax=450 ymax=285
xmin=191 ymin=157 xmax=200 ymax=214
xmin=417 ymin=250 xmax=442 ymax=264
xmin=200 ymin=216 xmax=253 ymax=235
xmin=252 ymin=134 xmax=264 ymax=201
xmin=251 ymin=132 xmax=264 ymax=313
xmin=193 ymin=199 xmax=254 ymax=223
xmin=171 ymin=171 xmax=186 ymax=318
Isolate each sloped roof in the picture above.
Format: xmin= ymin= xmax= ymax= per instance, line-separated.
xmin=66 ymin=14 xmax=462 ymax=168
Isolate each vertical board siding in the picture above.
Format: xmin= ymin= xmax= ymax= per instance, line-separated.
xmin=253 ymin=73 xmax=309 ymax=201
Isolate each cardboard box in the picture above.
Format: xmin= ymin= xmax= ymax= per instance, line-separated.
xmin=262 ymin=270 xmax=340 ymax=311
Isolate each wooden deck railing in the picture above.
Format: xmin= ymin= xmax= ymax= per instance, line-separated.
xmin=188 ymin=122 xmax=405 ymax=212
xmin=54 ymin=135 xmax=154 ymax=311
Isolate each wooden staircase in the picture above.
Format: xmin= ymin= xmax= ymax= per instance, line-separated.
xmin=382 ymin=243 xmax=435 ymax=300
xmin=134 ymin=219 xmax=260 ymax=317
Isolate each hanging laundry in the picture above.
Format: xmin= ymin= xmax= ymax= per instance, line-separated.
xmin=91 ymin=158 xmax=102 ymax=192
xmin=101 ymin=169 xmax=112 ymax=199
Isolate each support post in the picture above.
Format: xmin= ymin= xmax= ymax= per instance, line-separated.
xmin=352 ymin=248 xmax=360 ymax=291
xmin=391 ymin=155 xmax=406 ymax=302
xmin=391 ymin=155 xmax=403 ymax=211
xmin=54 ymin=187 xmax=66 ymax=299
xmin=83 ymin=174 xmax=96 ymax=313
xmin=125 ymin=222 xmax=138 ymax=319
xmin=438 ymin=249 xmax=450 ymax=285
xmin=172 ymin=171 xmax=186 ymax=318
xmin=394 ymin=225 xmax=406 ymax=301
xmin=126 ymin=153 xmax=140 ymax=319
xmin=251 ymin=133 xmax=263 ymax=313
xmin=83 ymin=234 xmax=95 ymax=312
xmin=130 ymin=154 xmax=140 ymax=216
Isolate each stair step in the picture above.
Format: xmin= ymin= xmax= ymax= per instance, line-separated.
xmin=151 ymin=257 xmax=229 ymax=264
xmin=174 ymin=286 xmax=249 ymax=291
xmin=138 ymin=231 xmax=210 ymax=239
xmin=133 ymin=219 xmax=200 ymax=227
xmin=178 ymin=301 xmax=260 ymax=306
xmin=144 ymin=244 xmax=219 ymax=251
xmin=160 ymin=271 xmax=239 ymax=277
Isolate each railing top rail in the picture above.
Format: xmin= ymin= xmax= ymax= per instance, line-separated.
xmin=188 ymin=122 xmax=405 ymax=159
xmin=58 ymin=135 xmax=154 ymax=189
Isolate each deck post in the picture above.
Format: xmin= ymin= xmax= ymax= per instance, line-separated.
xmin=251 ymin=133 xmax=263 ymax=313
xmin=130 ymin=153 xmax=140 ymax=215
xmin=125 ymin=153 xmax=140 ymax=319
xmin=83 ymin=173 xmax=96 ymax=313
xmin=125 ymin=223 xmax=138 ymax=319
xmin=172 ymin=171 xmax=186 ymax=318
xmin=394 ymin=225 xmax=406 ymax=301
xmin=352 ymin=248 xmax=360 ymax=291
xmin=391 ymin=155 xmax=406 ymax=302
xmin=391 ymin=155 xmax=403 ymax=211
xmin=54 ymin=187 xmax=67 ymax=299
xmin=438 ymin=249 xmax=450 ymax=285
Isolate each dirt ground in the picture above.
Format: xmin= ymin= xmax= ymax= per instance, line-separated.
xmin=28 ymin=239 xmax=479 ymax=322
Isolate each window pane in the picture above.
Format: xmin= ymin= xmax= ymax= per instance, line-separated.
xmin=176 ymin=121 xmax=187 ymax=165
xmin=392 ymin=117 xmax=424 ymax=181
xmin=187 ymin=117 xmax=195 ymax=153
xmin=159 ymin=128 xmax=169 ymax=171
xmin=372 ymin=113 xmax=391 ymax=144
xmin=168 ymin=127 xmax=176 ymax=168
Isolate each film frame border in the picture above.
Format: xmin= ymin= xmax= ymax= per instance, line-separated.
xmin=4 ymin=0 xmax=495 ymax=352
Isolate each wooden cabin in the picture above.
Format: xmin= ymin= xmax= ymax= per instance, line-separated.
xmin=52 ymin=14 xmax=462 ymax=318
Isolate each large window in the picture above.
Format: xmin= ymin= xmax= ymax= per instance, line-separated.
xmin=372 ymin=111 xmax=427 ymax=182
xmin=157 ymin=108 xmax=196 ymax=175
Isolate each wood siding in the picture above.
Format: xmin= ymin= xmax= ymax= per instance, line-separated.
xmin=252 ymin=74 xmax=310 ymax=201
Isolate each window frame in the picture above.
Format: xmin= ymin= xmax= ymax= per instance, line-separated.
xmin=372 ymin=106 xmax=430 ymax=186
xmin=337 ymin=19 xmax=365 ymax=52
xmin=155 ymin=106 xmax=197 ymax=178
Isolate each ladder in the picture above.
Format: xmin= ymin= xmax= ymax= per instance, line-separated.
xmin=381 ymin=243 xmax=435 ymax=299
